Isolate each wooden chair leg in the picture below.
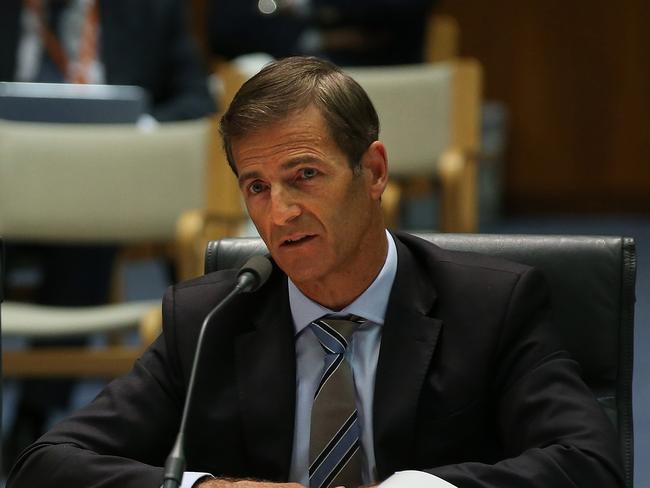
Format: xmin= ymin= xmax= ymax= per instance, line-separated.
xmin=438 ymin=149 xmax=478 ymax=233
xmin=382 ymin=180 xmax=403 ymax=229
xmin=3 ymin=347 xmax=146 ymax=378
xmin=139 ymin=305 xmax=162 ymax=346
xmin=176 ymin=209 xmax=208 ymax=281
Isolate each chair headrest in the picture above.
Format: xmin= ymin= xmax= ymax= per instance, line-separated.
xmin=205 ymin=237 xmax=268 ymax=276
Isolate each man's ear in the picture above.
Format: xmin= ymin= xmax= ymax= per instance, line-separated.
xmin=360 ymin=141 xmax=389 ymax=201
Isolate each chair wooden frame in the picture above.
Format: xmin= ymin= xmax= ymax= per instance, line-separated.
xmin=2 ymin=305 xmax=161 ymax=378
xmin=0 ymin=119 xmax=209 ymax=378
xmin=175 ymin=63 xmax=249 ymax=281
xmin=346 ymin=59 xmax=482 ymax=232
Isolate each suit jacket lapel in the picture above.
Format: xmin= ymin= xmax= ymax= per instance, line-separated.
xmin=234 ymin=274 xmax=296 ymax=481
xmin=374 ymin=235 xmax=443 ymax=479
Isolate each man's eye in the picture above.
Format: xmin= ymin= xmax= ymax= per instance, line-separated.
xmin=300 ymin=168 xmax=318 ymax=179
xmin=248 ymin=181 xmax=267 ymax=194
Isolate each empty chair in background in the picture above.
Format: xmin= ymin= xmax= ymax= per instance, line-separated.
xmin=0 ymin=0 xmax=216 ymax=470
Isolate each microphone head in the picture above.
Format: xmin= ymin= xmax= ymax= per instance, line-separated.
xmin=237 ymin=255 xmax=273 ymax=292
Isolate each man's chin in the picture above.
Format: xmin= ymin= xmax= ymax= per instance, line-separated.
xmin=279 ymin=260 xmax=324 ymax=288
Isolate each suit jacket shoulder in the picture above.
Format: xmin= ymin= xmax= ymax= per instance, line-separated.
xmin=375 ymin=231 xmax=624 ymax=487
xmin=394 ymin=230 xmax=532 ymax=275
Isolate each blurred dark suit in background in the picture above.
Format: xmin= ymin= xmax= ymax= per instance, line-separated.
xmin=0 ymin=0 xmax=215 ymax=471
xmin=207 ymin=0 xmax=437 ymax=66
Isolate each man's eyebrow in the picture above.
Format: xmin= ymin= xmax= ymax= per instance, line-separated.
xmin=238 ymin=156 xmax=323 ymax=185
xmin=281 ymin=155 xmax=322 ymax=170
xmin=238 ymin=170 xmax=261 ymax=186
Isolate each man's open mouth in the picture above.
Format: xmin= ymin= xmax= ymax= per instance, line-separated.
xmin=282 ymin=235 xmax=316 ymax=246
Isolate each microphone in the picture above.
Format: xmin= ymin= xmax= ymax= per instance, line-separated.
xmin=162 ymin=255 xmax=273 ymax=488
xmin=236 ymin=254 xmax=274 ymax=293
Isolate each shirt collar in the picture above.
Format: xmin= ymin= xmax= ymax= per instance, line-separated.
xmin=288 ymin=230 xmax=398 ymax=335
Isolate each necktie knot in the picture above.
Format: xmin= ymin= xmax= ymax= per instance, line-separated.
xmin=311 ymin=314 xmax=366 ymax=355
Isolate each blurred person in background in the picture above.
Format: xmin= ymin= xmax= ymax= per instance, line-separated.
xmin=207 ymin=0 xmax=437 ymax=66
xmin=0 ymin=0 xmax=216 ymax=119
xmin=0 ymin=0 xmax=216 ymax=471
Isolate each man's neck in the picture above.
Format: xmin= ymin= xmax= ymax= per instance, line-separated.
xmin=294 ymin=228 xmax=389 ymax=311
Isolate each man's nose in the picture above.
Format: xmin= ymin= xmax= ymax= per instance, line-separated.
xmin=270 ymin=186 xmax=301 ymax=225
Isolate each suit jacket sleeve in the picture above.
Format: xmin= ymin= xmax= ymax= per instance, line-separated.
xmin=424 ymin=267 xmax=624 ymax=487
xmin=6 ymin=286 xmax=187 ymax=488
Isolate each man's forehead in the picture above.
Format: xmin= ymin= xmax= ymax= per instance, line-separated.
xmin=231 ymin=108 xmax=334 ymax=164
xmin=233 ymin=128 xmax=326 ymax=159
xmin=244 ymin=105 xmax=327 ymax=136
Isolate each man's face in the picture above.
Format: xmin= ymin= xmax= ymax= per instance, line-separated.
xmin=232 ymin=106 xmax=387 ymax=296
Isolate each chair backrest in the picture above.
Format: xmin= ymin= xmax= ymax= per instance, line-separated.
xmin=204 ymin=233 xmax=635 ymax=488
xmin=345 ymin=60 xmax=481 ymax=176
xmin=0 ymin=118 xmax=209 ymax=243
xmin=344 ymin=61 xmax=481 ymax=233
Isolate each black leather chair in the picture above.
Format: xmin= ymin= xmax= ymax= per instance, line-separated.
xmin=205 ymin=233 xmax=636 ymax=487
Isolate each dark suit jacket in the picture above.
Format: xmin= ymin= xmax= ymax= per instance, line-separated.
xmin=7 ymin=232 xmax=624 ymax=487
xmin=0 ymin=0 xmax=215 ymax=121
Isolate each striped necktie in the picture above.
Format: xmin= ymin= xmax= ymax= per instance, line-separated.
xmin=309 ymin=314 xmax=366 ymax=488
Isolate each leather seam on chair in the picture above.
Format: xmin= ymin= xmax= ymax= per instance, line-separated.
xmin=618 ymin=237 xmax=636 ymax=488
xmin=204 ymin=240 xmax=219 ymax=275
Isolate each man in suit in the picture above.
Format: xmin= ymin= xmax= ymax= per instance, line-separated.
xmin=7 ymin=57 xmax=624 ymax=487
